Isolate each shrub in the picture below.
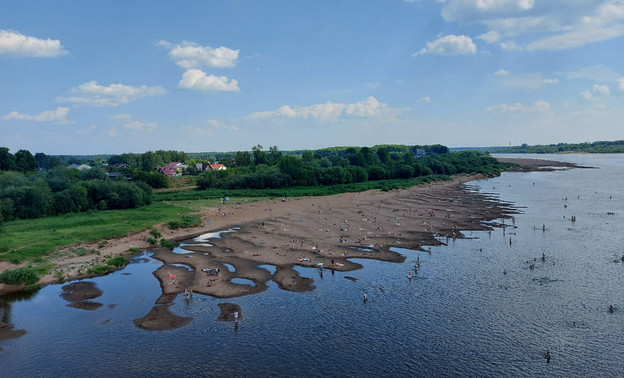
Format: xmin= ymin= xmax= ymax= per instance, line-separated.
xmin=87 ymin=265 xmax=111 ymax=274
xmin=0 ymin=266 xmax=39 ymax=285
xmin=146 ymin=237 xmax=157 ymax=245
xmin=107 ymin=256 xmax=128 ymax=267
xmin=149 ymin=228 xmax=162 ymax=238
xmin=160 ymin=238 xmax=175 ymax=250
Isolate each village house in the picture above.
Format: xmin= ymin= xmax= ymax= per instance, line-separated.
xmin=157 ymin=162 xmax=188 ymax=177
xmin=195 ymin=162 xmax=227 ymax=172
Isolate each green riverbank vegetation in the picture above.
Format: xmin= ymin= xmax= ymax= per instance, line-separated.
xmin=1 ymin=144 xmax=514 ymax=286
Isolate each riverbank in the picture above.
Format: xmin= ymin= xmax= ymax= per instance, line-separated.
xmin=0 ymin=157 xmax=578 ymax=300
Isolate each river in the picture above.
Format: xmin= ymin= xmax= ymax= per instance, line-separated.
xmin=1 ymin=154 xmax=623 ymax=377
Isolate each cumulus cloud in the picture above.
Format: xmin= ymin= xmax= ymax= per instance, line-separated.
xmin=440 ymin=0 xmax=624 ymax=50
xmin=246 ymin=96 xmax=407 ymax=122
xmin=618 ymin=77 xmax=624 ymax=90
xmin=419 ymin=96 xmax=432 ymax=103
xmin=178 ymin=69 xmax=240 ymax=91
xmin=582 ymin=84 xmax=611 ymax=100
xmin=58 ymin=81 xmax=166 ymax=106
xmin=158 ymin=40 xmax=239 ymax=68
xmin=123 ymin=120 xmax=157 ymax=132
xmin=0 ymin=30 xmax=67 ymax=57
xmin=495 ymin=69 xmax=510 ymax=76
xmin=487 ymin=100 xmax=551 ymax=113
xmin=2 ymin=107 xmax=71 ymax=123
xmin=415 ymin=34 xmax=477 ymax=56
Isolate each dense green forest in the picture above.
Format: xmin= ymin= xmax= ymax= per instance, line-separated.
xmin=487 ymin=140 xmax=624 ymax=154
xmin=0 ymin=144 xmax=511 ymax=224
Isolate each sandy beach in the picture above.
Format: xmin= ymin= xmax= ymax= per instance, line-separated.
xmin=0 ymin=158 xmax=581 ymax=331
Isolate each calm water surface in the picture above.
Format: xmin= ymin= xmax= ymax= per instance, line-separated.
xmin=1 ymin=154 xmax=623 ymax=377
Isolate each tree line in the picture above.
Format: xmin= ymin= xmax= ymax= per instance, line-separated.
xmin=196 ymin=144 xmax=506 ymax=190
xmin=0 ymin=166 xmax=152 ymax=222
xmin=0 ymin=144 xmax=509 ymax=224
xmin=487 ymin=140 xmax=624 ymax=154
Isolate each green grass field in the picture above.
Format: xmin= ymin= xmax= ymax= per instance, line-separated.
xmin=0 ymin=203 xmax=193 ymax=264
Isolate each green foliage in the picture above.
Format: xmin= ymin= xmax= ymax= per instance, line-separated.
xmin=15 ymin=149 xmax=37 ymax=172
xmin=0 ymin=202 xmax=191 ymax=263
xmin=167 ymin=214 xmax=201 ymax=229
xmin=160 ymin=238 xmax=175 ymax=250
xmin=87 ymin=264 xmax=111 ymax=274
xmin=149 ymin=228 xmax=162 ymax=238
xmin=146 ymin=236 xmax=158 ymax=245
xmin=107 ymin=256 xmax=128 ymax=267
xmin=0 ymin=266 xmax=39 ymax=285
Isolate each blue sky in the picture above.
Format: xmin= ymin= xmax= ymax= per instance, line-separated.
xmin=1 ymin=0 xmax=623 ymax=155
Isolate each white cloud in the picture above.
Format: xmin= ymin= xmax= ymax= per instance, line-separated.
xmin=123 ymin=120 xmax=158 ymax=132
xmin=559 ymin=65 xmax=620 ymax=82
xmin=158 ymin=40 xmax=239 ymax=68
xmin=477 ymin=30 xmax=501 ymax=43
xmin=178 ymin=69 xmax=240 ymax=91
xmin=246 ymin=96 xmax=407 ymax=122
xmin=582 ymin=84 xmax=611 ymax=100
xmin=208 ymin=119 xmax=239 ymax=131
xmin=500 ymin=40 xmax=522 ymax=51
xmin=419 ymin=96 xmax=432 ymax=103
xmin=441 ymin=0 xmax=624 ymax=50
xmin=108 ymin=127 xmax=118 ymax=138
xmin=495 ymin=69 xmax=510 ymax=76
xmin=2 ymin=107 xmax=71 ymax=123
xmin=0 ymin=30 xmax=67 ymax=57
xmin=345 ymin=96 xmax=390 ymax=117
xmin=415 ymin=34 xmax=477 ymax=56
xmin=618 ymin=77 xmax=624 ymax=90
xmin=58 ymin=81 xmax=166 ymax=107
xmin=497 ymin=72 xmax=559 ymax=90
xmin=487 ymin=100 xmax=551 ymax=113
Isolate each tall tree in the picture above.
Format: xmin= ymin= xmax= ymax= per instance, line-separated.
xmin=15 ymin=149 xmax=37 ymax=172
xmin=252 ymin=145 xmax=268 ymax=166
xmin=268 ymin=145 xmax=282 ymax=165
xmin=0 ymin=147 xmax=16 ymax=171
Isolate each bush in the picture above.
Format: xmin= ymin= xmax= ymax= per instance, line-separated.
xmin=107 ymin=256 xmax=128 ymax=267
xmin=149 ymin=228 xmax=162 ymax=238
xmin=160 ymin=239 xmax=175 ymax=250
xmin=0 ymin=266 xmax=39 ymax=285
xmin=146 ymin=236 xmax=158 ymax=245
xmin=167 ymin=215 xmax=200 ymax=229
xmin=87 ymin=265 xmax=111 ymax=274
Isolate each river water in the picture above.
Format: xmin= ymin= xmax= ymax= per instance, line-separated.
xmin=1 ymin=154 xmax=623 ymax=377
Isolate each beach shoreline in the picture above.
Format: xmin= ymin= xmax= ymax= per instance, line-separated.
xmin=0 ymin=157 xmax=577 ymax=300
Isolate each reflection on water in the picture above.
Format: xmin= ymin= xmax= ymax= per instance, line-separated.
xmin=1 ymin=154 xmax=624 ymax=377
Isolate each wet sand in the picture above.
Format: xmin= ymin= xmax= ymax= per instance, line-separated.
xmin=144 ymin=174 xmax=520 ymax=302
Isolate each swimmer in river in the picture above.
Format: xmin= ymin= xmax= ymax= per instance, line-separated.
xmin=546 ymin=349 xmax=551 ymax=363
xmin=363 ymin=293 xmax=368 ymax=303
xmin=609 ymin=304 xmax=614 ymax=313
